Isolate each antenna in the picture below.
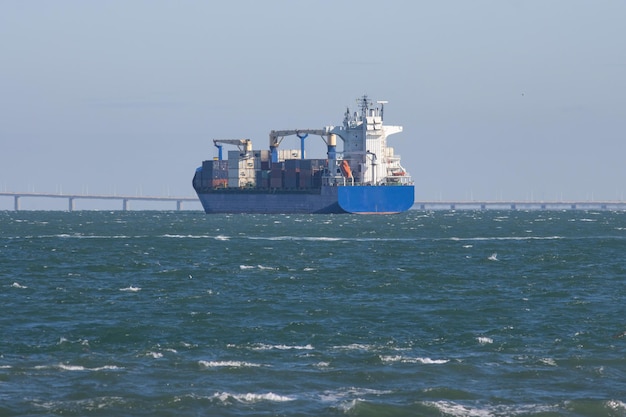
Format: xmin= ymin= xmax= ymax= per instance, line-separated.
xmin=377 ymin=100 xmax=388 ymax=120
xmin=358 ymin=95 xmax=372 ymax=116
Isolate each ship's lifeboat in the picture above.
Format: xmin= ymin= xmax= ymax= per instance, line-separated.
xmin=340 ymin=160 xmax=353 ymax=179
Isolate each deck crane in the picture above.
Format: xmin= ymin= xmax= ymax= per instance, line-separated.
xmin=213 ymin=139 xmax=252 ymax=160
xmin=268 ymin=129 xmax=332 ymax=163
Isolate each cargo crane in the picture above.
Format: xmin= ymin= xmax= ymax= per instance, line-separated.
xmin=268 ymin=129 xmax=333 ymax=163
xmin=213 ymin=139 xmax=252 ymax=160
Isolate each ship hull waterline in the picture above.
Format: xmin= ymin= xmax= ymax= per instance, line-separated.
xmin=195 ymin=185 xmax=415 ymax=214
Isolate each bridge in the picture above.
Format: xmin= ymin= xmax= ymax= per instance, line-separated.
xmin=0 ymin=192 xmax=199 ymax=211
xmin=413 ymin=200 xmax=626 ymax=211
xmin=1 ymin=191 xmax=625 ymax=212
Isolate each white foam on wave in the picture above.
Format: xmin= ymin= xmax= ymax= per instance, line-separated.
xmin=252 ymin=343 xmax=314 ymax=351
xmin=423 ymin=400 xmax=559 ymax=417
xmin=11 ymin=282 xmax=27 ymax=289
xmin=248 ymin=236 xmax=343 ymax=242
xmin=380 ymin=355 xmax=449 ymax=364
xmin=331 ymin=343 xmax=409 ymax=352
xmin=199 ymin=360 xmax=263 ymax=368
xmin=211 ymin=391 xmax=295 ymax=403
xmin=606 ymin=400 xmax=626 ymax=412
xmin=477 ymin=337 xmax=493 ymax=345
xmin=58 ymin=337 xmax=90 ymax=346
xmin=332 ymin=343 xmax=373 ymax=351
xmin=161 ymin=234 xmax=230 ymax=240
xmin=146 ymin=352 xmax=163 ymax=358
xmin=52 ymin=234 xmax=131 ymax=239
xmin=321 ymin=387 xmax=393 ymax=407
xmin=448 ymin=236 xmax=564 ymax=242
xmin=119 ymin=286 xmax=141 ymax=292
xmin=539 ymin=357 xmax=557 ymax=366
xmin=237 ymin=263 xmax=276 ymax=270
xmin=55 ymin=363 xmax=121 ymax=372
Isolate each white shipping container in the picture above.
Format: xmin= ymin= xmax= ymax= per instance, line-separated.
xmin=279 ymin=149 xmax=301 ymax=161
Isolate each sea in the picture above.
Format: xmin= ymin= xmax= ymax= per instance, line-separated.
xmin=1 ymin=209 xmax=626 ymax=417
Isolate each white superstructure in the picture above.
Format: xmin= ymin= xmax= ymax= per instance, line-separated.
xmin=328 ymin=96 xmax=412 ymax=186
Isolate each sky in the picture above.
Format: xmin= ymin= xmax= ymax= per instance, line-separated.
xmin=1 ymin=1 xmax=625 ymax=209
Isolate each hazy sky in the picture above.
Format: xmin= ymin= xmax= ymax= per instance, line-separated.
xmin=1 ymin=1 xmax=625 ymax=209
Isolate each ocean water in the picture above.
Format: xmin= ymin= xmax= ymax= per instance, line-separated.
xmin=1 ymin=209 xmax=626 ymax=416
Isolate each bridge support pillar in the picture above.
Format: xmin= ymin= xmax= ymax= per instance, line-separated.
xmin=68 ymin=197 xmax=75 ymax=212
xmin=176 ymin=200 xmax=182 ymax=211
xmin=123 ymin=199 xmax=129 ymax=211
xmin=14 ymin=196 xmax=20 ymax=211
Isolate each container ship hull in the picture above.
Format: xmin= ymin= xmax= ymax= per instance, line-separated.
xmin=195 ymin=185 xmax=415 ymax=214
xmin=193 ymin=96 xmax=415 ymax=214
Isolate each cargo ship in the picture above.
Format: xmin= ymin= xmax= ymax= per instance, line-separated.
xmin=192 ymin=96 xmax=414 ymax=214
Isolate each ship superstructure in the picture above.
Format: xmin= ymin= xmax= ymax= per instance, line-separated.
xmin=193 ymin=96 xmax=414 ymax=214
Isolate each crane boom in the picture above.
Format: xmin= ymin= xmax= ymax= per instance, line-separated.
xmin=213 ymin=139 xmax=252 ymax=160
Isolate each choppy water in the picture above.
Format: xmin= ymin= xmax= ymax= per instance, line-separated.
xmin=1 ymin=209 xmax=626 ymax=416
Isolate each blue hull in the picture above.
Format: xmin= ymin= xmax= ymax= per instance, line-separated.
xmin=195 ymin=186 xmax=414 ymax=214
xmin=338 ymin=186 xmax=415 ymax=214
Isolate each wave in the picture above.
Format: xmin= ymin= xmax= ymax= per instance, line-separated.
xmin=477 ymin=336 xmax=494 ymax=345
xmin=211 ymin=391 xmax=295 ymax=403
xmin=239 ymin=264 xmax=278 ymax=270
xmin=162 ymin=234 xmax=230 ymax=240
xmin=380 ymin=355 xmax=449 ymax=364
xmin=199 ymin=360 xmax=263 ymax=368
xmin=449 ymin=236 xmax=564 ymax=241
xmin=420 ymin=399 xmax=616 ymax=417
xmin=332 ymin=343 xmax=410 ymax=352
xmin=251 ymin=343 xmax=314 ymax=351
xmin=42 ymin=364 xmax=123 ymax=372
xmin=320 ymin=387 xmax=393 ymax=403
xmin=119 ymin=286 xmax=141 ymax=292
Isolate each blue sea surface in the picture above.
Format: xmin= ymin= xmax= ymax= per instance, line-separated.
xmin=1 ymin=210 xmax=626 ymax=416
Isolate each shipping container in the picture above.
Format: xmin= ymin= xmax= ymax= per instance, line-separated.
xmin=202 ymin=160 xmax=214 ymax=172
xmin=212 ymin=179 xmax=228 ymax=188
xmin=299 ymin=169 xmax=312 ymax=188
xmin=253 ymin=150 xmax=270 ymax=161
xmin=285 ymin=159 xmax=300 ymax=171
xmin=270 ymin=177 xmax=283 ymax=188
xmin=255 ymin=171 xmax=269 ymax=189
xmin=278 ymin=149 xmax=300 ymax=161
xmin=284 ymin=171 xmax=298 ymax=189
